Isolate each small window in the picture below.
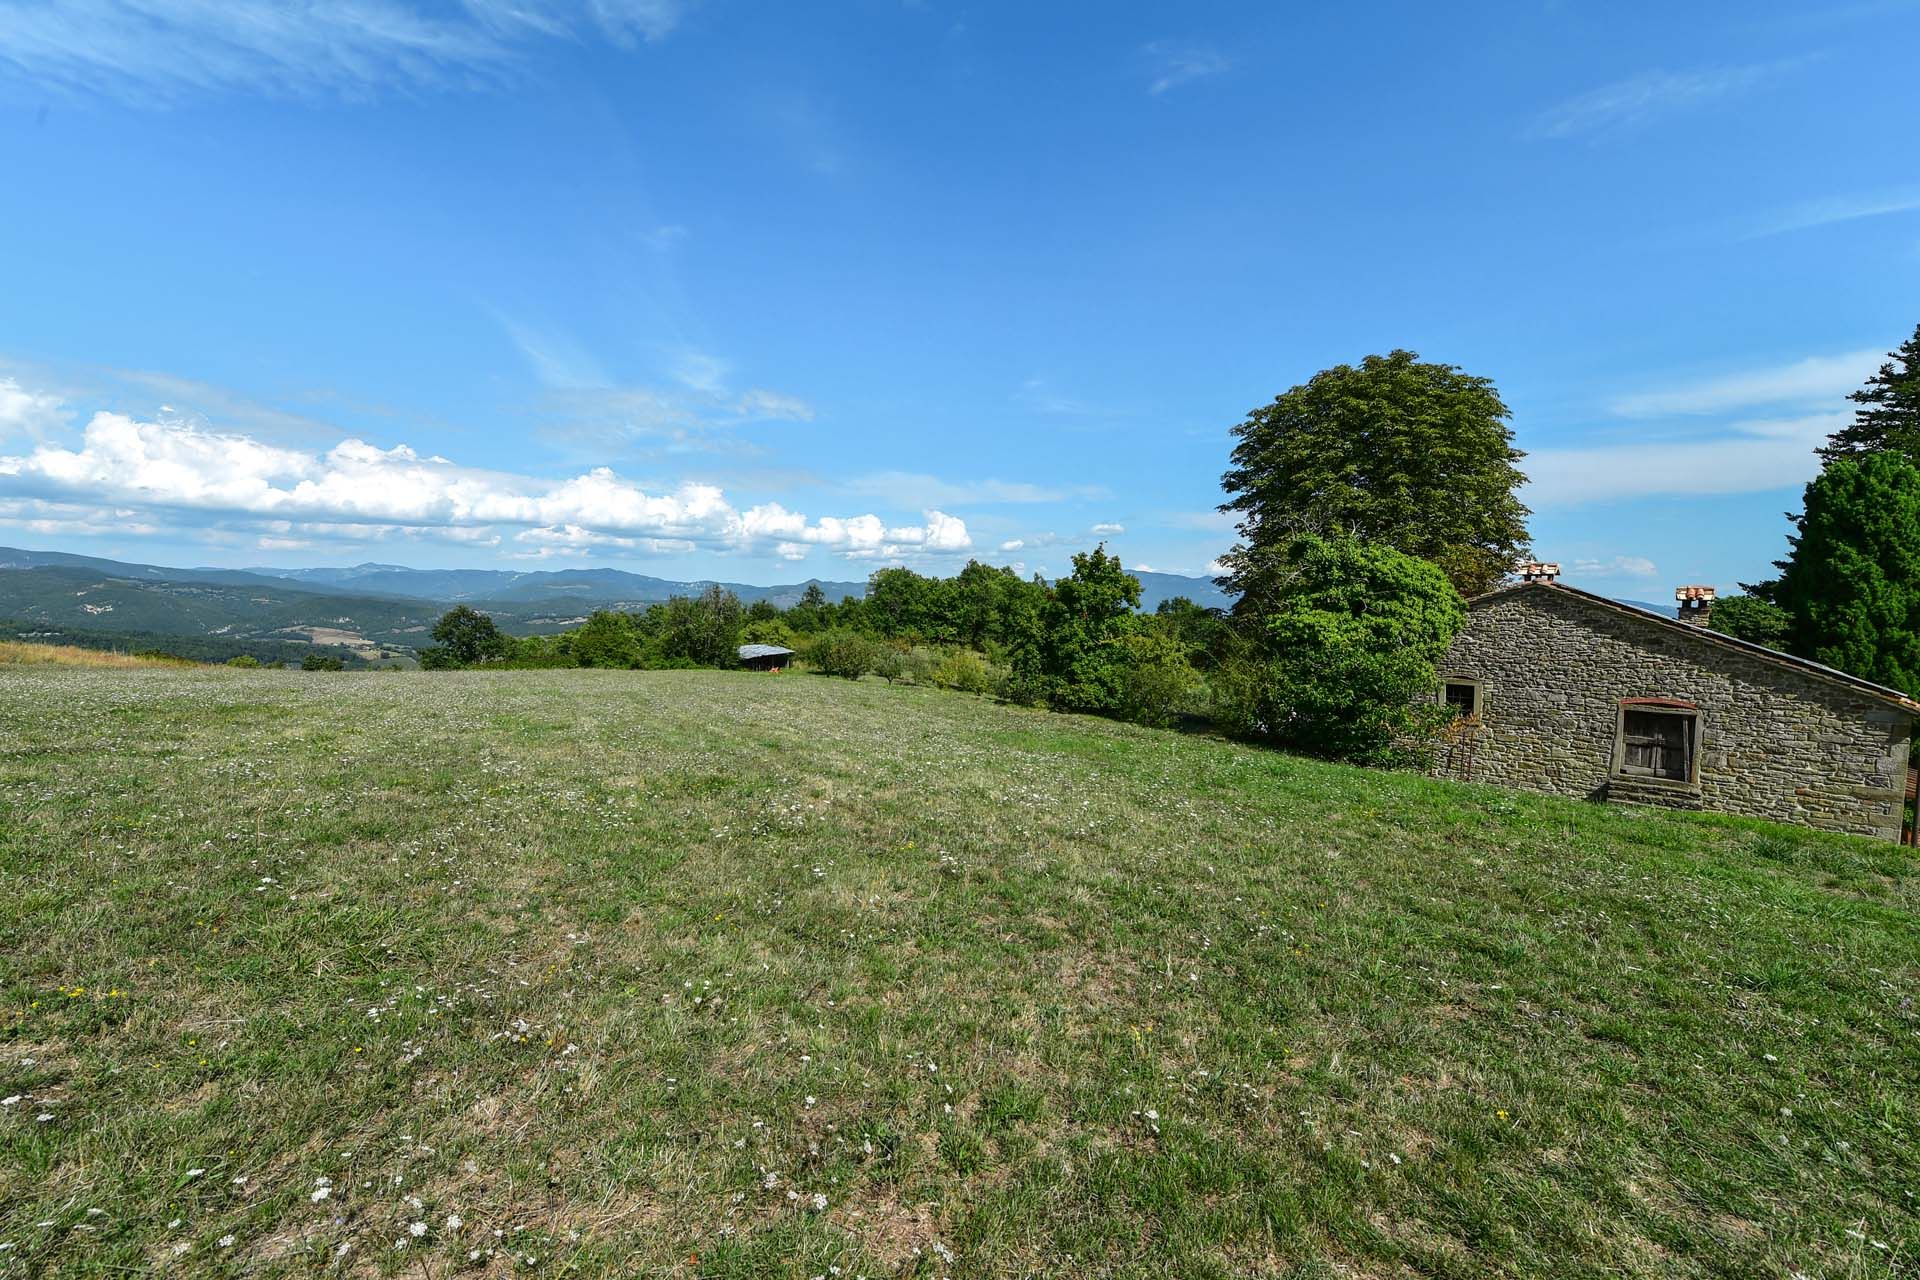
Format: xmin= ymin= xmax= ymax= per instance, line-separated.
xmin=1442 ymin=679 xmax=1480 ymax=720
xmin=1615 ymin=703 xmax=1698 ymax=783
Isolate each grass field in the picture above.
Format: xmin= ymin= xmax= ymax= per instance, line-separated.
xmin=1 ymin=668 xmax=1916 ymax=1278
xmin=0 ymin=641 xmax=195 ymax=669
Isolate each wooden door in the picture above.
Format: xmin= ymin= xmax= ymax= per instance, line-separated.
xmin=1622 ymin=711 xmax=1688 ymax=780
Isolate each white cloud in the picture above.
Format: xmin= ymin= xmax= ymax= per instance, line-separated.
xmin=0 ymin=0 xmax=686 ymax=103
xmin=1526 ymin=412 xmax=1845 ymax=507
xmin=731 ymin=389 xmax=814 ymax=422
xmin=1204 ymin=558 xmax=1229 ymax=577
xmin=1527 ymin=61 xmax=1794 ymax=140
xmin=1013 ymin=375 xmax=1125 ymax=419
xmin=669 ymin=349 xmax=731 ymax=395
xmin=998 ymin=538 xmax=1024 ymax=552
xmin=1090 ymin=521 xmax=1125 ymax=536
xmin=0 ymin=378 xmax=68 ymax=439
xmin=1144 ymin=42 xmax=1228 ymax=95
xmin=0 ymin=495 xmax=157 ymax=538
xmin=0 ymin=402 xmax=970 ymax=563
xmin=1610 ymin=350 xmax=1881 ymax=416
xmin=1571 ymin=555 xmax=1659 ymax=579
xmin=503 ymin=322 xmax=816 ymax=443
xmin=1748 ymin=186 xmax=1920 ymax=238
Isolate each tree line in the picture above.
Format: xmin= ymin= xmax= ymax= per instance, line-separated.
xmin=413 ymin=325 xmax=1920 ymax=770
xmin=415 ymin=347 xmax=1527 ymax=762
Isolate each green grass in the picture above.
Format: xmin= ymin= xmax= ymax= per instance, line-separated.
xmin=1 ymin=668 xmax=1915 ymax=1278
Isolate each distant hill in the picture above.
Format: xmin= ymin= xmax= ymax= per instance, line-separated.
xmin=1132 ymin=570 xmax=1231 ymax=611
xmin=0 ymin=564 xmax=442 ymax=653
xmin=0 ymin=544 xmax=1236 ymax=655
xmin=241 ymin=558 xmax=1235 ymax=611
xmin=246 ymin=561 xmax=874 ymax=610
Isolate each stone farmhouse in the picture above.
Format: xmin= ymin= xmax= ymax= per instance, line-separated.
xmin=1433 ymin=564 xmax=1919 ymax=842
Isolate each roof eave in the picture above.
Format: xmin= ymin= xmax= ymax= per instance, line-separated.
xmin=1468 ymin=580 xmax=1920 ymax=718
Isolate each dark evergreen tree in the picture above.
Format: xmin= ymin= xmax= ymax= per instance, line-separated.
xmin=1818 ymin=322 xmax=1920 ymax=463
xmin=1773 ymin=452 xmax=1920 ymax=696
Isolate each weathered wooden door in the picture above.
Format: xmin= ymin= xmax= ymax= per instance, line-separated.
xmin=1622 ymin=711 xmax=1687 ymax=780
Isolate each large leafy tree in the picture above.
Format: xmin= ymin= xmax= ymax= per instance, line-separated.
xmin=948 ymin=560 xmax=1048 ymax=651
xmin=1818 ymin=322 xmax=1920 ymax=463
xmin=654 ymin=586 xmax=745 ymax=668
xmin=1218 ymin=350 xmax=1530 ymax=598
xmin=1708 ymin=595 xmax=1790 ymax=650
xmin=569 ymin=610 xmax=642 ymax=668
xmin=787 ymin=583 xmax=835 ymax=633
xmin=866 ymin=567 xmax=957 ymax=643
xmin=1011 ymin=545 xmax=1141 ymax=714
xmin=1773 ymin=452 xmax=1920 ymax=696
xmin=1213 ymin=536 xmax=1466 ymax=765
xmin=427 ymin=604 xmax=508 ymax=667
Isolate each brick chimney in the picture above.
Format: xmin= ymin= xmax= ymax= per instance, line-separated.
xmin=1676 ymin=585 xmax=1716 ymax=627
xmin=1518 ymin=561 xmax=1560 ymax=585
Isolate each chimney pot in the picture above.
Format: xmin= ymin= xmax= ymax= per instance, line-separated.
xmin=1676 ymin=585 xmax=1716 ymax=627
xmin=1518 ymin=561 xmax=1560 ymax=585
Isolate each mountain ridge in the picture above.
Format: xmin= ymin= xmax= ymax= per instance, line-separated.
xmin=0 ymin=545 xmax=1237 ymax=659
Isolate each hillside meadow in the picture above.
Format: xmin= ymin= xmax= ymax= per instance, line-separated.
xmin=0 ymin=667 xmax=1915 ymax=1278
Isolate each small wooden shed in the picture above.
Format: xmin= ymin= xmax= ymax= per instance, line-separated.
xmin=737 ymin=643 xmax=794 ymax=672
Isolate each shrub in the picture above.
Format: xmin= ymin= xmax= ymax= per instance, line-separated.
xmin=1113 ymin=630 xmax=1203 ymax=728
xmin=808 ymin=629 xmax=882 ymax=679
xmin=497 ymin=634 xmax=577 ymax=669
xmin=225 ymin=654 xmax=261 ymax=669
xmin=890 ymin=646 xmax=941 ymax=685
xmin=931 ymin=649 xmax=994 ymax=695
xmin=1218 ymin=536 xmax=1466 ymax=766
xmin=869 ymin=645 xmax=908 ymax=683
xmin=300 ymin=652 xmax=346 ymax=671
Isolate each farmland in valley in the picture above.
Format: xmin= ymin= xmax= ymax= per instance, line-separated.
xmin=1 ymin=667 xmax=1915 ymax=1277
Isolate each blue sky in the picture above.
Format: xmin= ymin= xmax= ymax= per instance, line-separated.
xmin=1 ymin=1 xmax=1917 ymax=597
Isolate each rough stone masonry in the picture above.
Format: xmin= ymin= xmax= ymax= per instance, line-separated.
xmin=1433 ymin=580 xmax=1917 ymax=841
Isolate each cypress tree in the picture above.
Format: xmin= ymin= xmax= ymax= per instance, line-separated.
xmin=1773 ymin=452 xmax=1920 ymax=696
xmin=1818 ymin=322 xmax=1920 ymax=463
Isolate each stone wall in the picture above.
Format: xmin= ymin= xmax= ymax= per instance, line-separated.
xmin=1434 ymin=585 xmax=1915 ymax=841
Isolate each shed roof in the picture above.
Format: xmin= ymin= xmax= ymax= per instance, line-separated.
xmin=1469 ymin=580 xmax=1920 ymax=717
xmin=737 ymin=643 xmax=795 ymax=660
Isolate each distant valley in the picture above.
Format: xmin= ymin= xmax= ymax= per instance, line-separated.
xmin=0 ymin=545 xmax=1234 ymax=664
